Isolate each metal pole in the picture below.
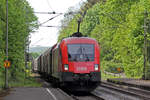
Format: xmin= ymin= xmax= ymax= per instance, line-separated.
xmin=28 ymin=38 xmax=29 ymax=61
xmin=24 ymin=5 xmax=28 ymax=79
xmin=77 ymin=20 xmax=81 ymax=33
xmin=24 ymin=5 xmax=27 ymax=70
xmin=143 ymin=11 xmax=148 ymax=80
xmin=5 ymin=0 xmax=8 ymax=89
xmin=23 ymin=5 xmax=28 ymax=80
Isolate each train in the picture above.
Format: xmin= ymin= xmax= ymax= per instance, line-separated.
xmin=32 ymin=58 xmax=38 ymax=72
xmin=33 ymin=33 xmax=101 ymax=92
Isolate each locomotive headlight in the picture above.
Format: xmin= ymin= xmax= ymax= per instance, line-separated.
xmin=94 ymin=64 xmax=99 ymax=71
xmin=64 ymin=64 xmax=69 ymax=71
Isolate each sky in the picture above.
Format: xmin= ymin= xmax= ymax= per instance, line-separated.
xmin=27 ymin=0 xmax=86 ymax=47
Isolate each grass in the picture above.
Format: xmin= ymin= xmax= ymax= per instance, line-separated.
xmin=8 ymin=77 xmax=42 ymax=88
xmin=0 ymin=72 xmax=5 ymax=89
xmin=0 ymin=73 xmax=41 ymax=89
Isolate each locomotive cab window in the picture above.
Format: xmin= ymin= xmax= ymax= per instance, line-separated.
xmin=67 ymin=44 xmax=94 ymax=62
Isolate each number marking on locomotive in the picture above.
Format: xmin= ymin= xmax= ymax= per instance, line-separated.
xmin=76 ymin=67 xmax=87 ymax=71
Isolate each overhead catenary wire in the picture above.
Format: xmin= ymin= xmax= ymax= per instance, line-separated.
xmin=39 ymin=14 xmax=62 ymax=26
xmin=38 ymin=11 xmax=78 ymax=26
xmin=37 ymin=11 xmax=150 ymax=28
xmin=34 ymin=11 xmax=63 ymax=14
xmin=40 ymin=25 xmax=62 ymax=27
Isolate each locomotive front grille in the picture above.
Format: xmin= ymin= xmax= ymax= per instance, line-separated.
xmin=73 ymin=74 xmax=90 ymax=81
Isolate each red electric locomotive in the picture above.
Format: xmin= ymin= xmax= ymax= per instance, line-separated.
xmin=37 ymin=33 xmax=101 ymax=92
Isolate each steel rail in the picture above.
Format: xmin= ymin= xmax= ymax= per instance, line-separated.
xmin=100 ymin=81 xmax=150 ymax=100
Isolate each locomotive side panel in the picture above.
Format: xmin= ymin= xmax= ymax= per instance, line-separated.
xmin=52 ymin=45 xmax=59 ymax=78
xmin=43 ymin=54 xmax=46 ymax=75
xmin=47 ymin=52 xmax=50 ymax=75
xmin=45 ymin=51 xmax=49 ymax=76
xmin=49 ymin=52 xmax=52 ymax=75
xmin=38 ymin=56 xmax=42 ymax=74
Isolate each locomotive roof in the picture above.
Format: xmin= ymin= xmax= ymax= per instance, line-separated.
xmin=61 ymin=37 xmax=98 ymax=44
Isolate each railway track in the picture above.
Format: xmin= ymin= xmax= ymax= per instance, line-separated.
xmin=93 ymin=81 xmax=150 ymax=100
xmin=38 ymin=75 xmax=150 ymax=100
xmin=40 ymin=77 xmax=104 ymax=100
xmin=59 ymin=86 xmax=104 ymax=100
xmin=70 ymin=92 xmax=104 ymax=100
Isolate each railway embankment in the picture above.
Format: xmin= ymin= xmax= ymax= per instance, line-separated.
xmin=107 ymin=78 xmax=150 ymax=91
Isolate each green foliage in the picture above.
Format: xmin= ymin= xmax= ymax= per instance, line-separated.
xmin=102 ymin=61 xmax=123 ymax=73
xmin=81 ymin=4 xmax=100 ymax=36
xmin=30 ymin=52 xmax=40 ymax=59
xmin=58 ymin=0 xmax=150 ymax=78
xmin=58 ymin=15 xmax=79 ymax=41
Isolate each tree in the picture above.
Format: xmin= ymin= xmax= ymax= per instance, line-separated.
xmin=0 ymin=0 xmax=38 ymax=84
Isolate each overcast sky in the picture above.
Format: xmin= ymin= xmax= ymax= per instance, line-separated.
xmin=26 ymin=0 xmax=86 ymax=47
